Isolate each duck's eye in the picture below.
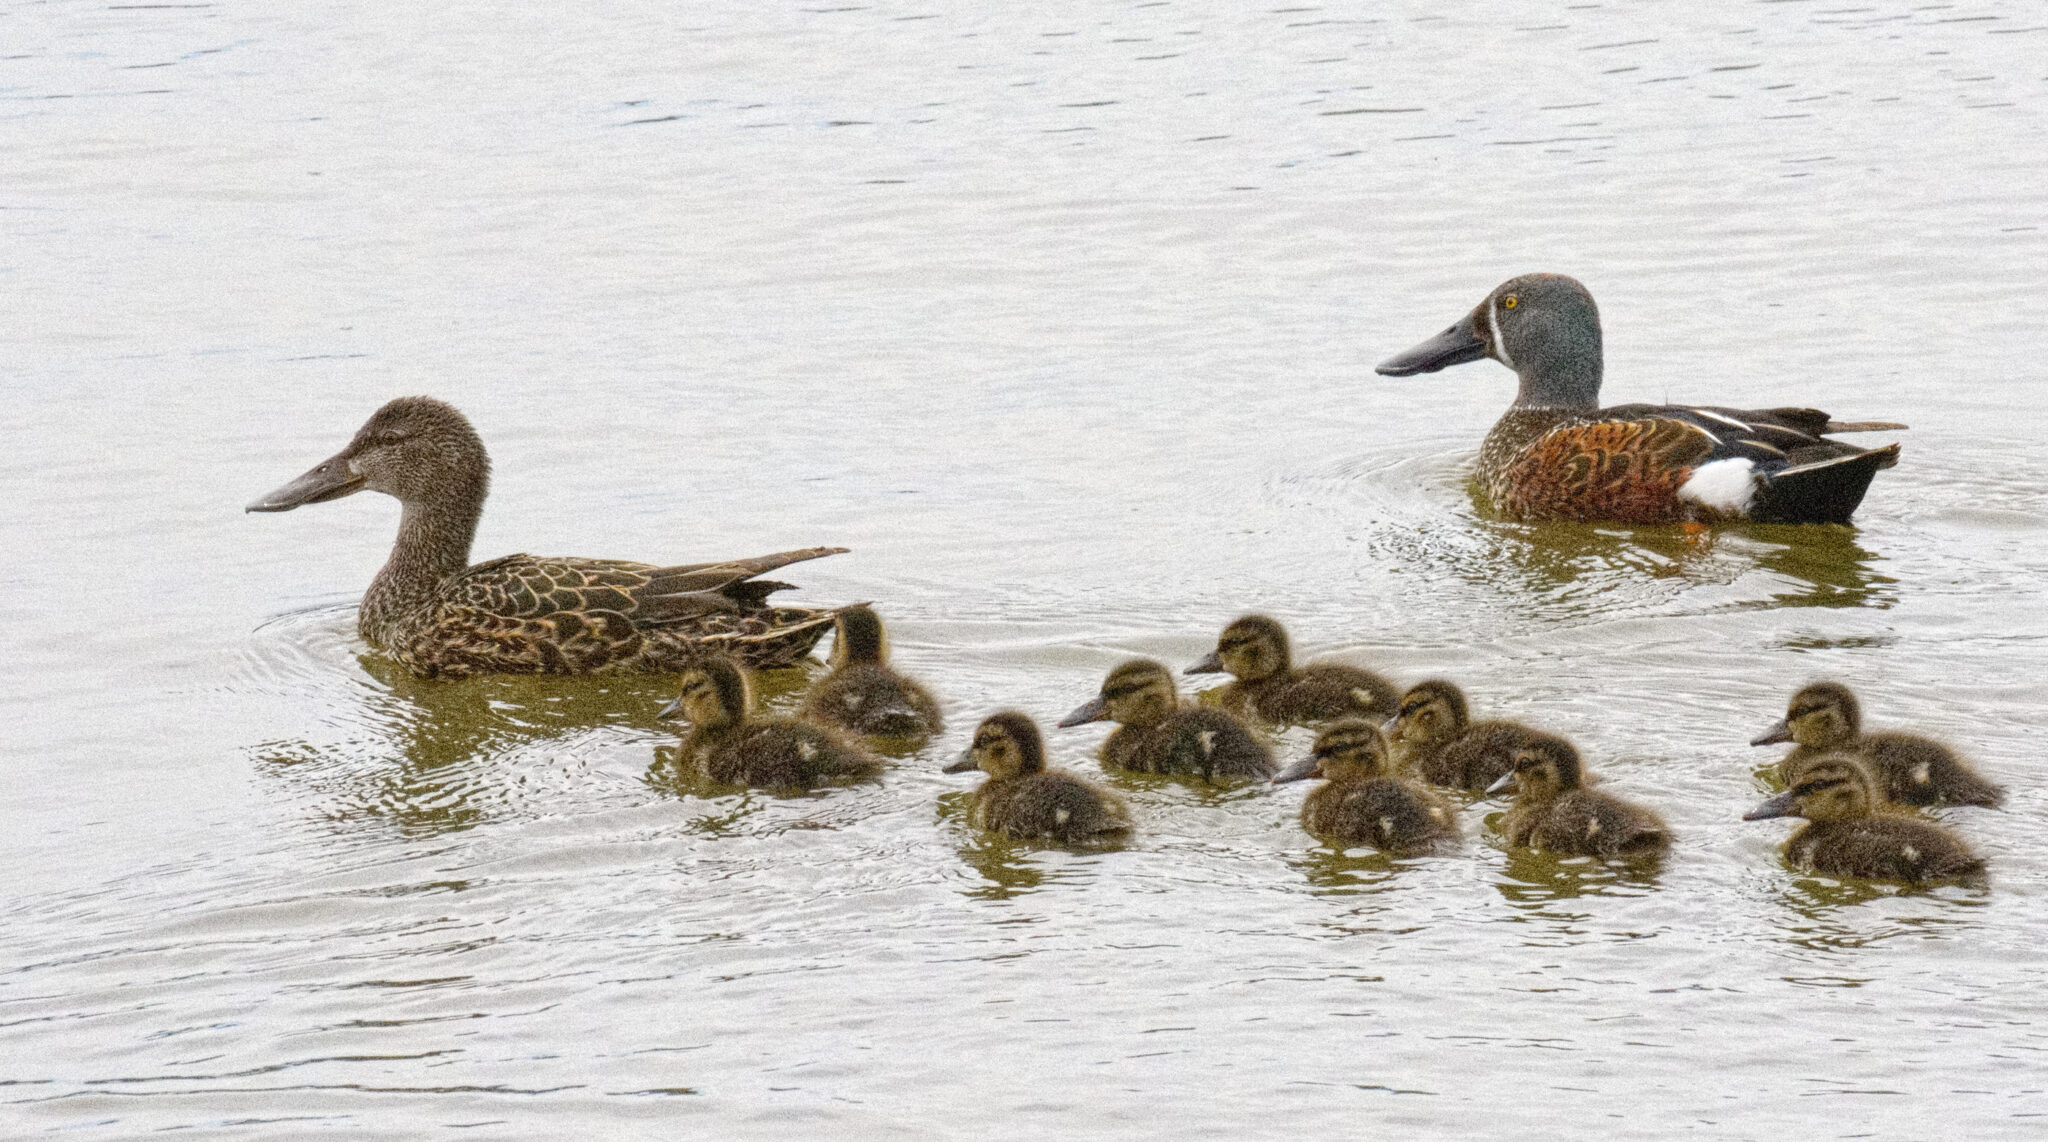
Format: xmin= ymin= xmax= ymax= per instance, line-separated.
xmin=1502 ymin=296 xmax=1518 ymax=310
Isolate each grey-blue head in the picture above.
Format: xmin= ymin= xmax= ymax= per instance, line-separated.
xmin=1377 ymin=273 xmax=1604 ymax=410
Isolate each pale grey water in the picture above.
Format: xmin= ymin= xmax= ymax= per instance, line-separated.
xmin=5 ymin=1 xmax=2048 ymax=1137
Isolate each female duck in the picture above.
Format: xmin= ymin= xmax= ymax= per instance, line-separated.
xmin=1383 ymin=679 xmax=1543 ymax=792
xmin=1752 ymin=681 xmax=2004 ymax=808
xmin=1186 ymin=615 xmax=1399 ymax=725
xmin=944 ymin=713 xmax=1133 ymax=844
xmin=799 ymin=605 xmax=943 ymax=739
xmin=658 ymin=657 xmax=882 ymax=790
xmin=1058 ymin=658 xmax=1273 ymax=781
xmin=1485 ymin=734 xmax=1670 ymax=858
xmin=1743 ymin=756 xmax=1985 ymax=885
xmin=1377 ymin=273 xmax=1904 ymax=524
xmin=1274 ymin=720 xmax=1458 ymax=856
xmin=248 ymin=396 xmax=845 ymax=677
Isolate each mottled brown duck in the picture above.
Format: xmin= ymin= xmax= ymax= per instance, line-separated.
xmin=658 ymin=657 xmax=882 ymax=790
xmin=944 ymin=712 xmax=1132 ymax=844
xmin=1744 ymin=756 xmax=1985 ymax=885
xmin=1383 ymin=679 xmax=1544 ymax=792
xmin=1057 ymin=658 xmax=1273 ymax=781
xmin=798 ymin=606 xmax=943 ymax=740
xmin=1753 ymin=681 xmax=2005 ymax=808
xmin=1274 ymin=719 xmax=1458 ymax=856
xmin=1485 ymin=734 xmax=1670 ymax=858
xmin=248 ymin=396 xmax=846 ymax=677
xmin=1185 ymin=615 xmax=1399 ymax=725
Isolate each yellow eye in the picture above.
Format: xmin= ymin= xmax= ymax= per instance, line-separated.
xmin=1503 ymin=296 xmax=1518 ymax=310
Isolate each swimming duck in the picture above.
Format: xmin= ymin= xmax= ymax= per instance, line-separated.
xmin=1186 ymin=615 xmax=1399 ymax=725
xmin=943 ymin=712 xmax=1133 ymax=843
xmin=248 ymin=396 xmax=846 ymax=677
xmin=1752 ymin=682 xmax=2005 ymax=808
xmin=657 ymin=657 xmax=882 ymax=789
xmin=1485 ymin=734 xmax=1670 ymax=858
xmin=1274 ymin=719 xmax=1458 ymax=855
xmin=1057 ymin=658 xmax=1273 ymax=781
xmin=1743 ymin=756 xmax=1985 ymax=885
xmin=1383 ymin=679 xmax=1543 ymax=792
xmin=798 ymin=605 xmax=943 ymax=739
xmin=1376 ymin=273 xmax=1904 ymax=525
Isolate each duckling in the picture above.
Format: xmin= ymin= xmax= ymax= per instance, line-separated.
xmin=1274 ymin=719 xmax=1458 ymax=855
xmin=658 ymin=657 xmax=882 ymax=789
xmin=1743 ymin=756 xmax=1985 ymax=885
xmin=1057 ymin=658 xmax=1273 ymax=781
xmin=943 ymin=712 xmax=1133 ymax=843
xmin=798 ymin=605 xmax=943 ymax=739
xmin=1383 ymin=679 xmax=1544 ymax=792
xmin=1752 ymin=681 xmax=2004 ymax=808
xmin=1185 ymin=615 xmax=1399 ymax=725
xmin=1485 ymin=734 xmax=1670 ymax=858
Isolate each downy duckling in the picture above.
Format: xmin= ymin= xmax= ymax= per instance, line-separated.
xmin=943 ymin=712 xmax=1133 ymax=844
xmin=798 ymin=605 xmax=943 ymax=739
xmin=1485 ymin=734 xmax=1670 ymax=858
xmin=1752 ymin=682 xmax=2004 ymax=808
xmin=1744 ymin=756 xmax=1985 ymax=885
xmin=1057 ymin=658 xmax=1273 ymax=781
xmin=1383 ymin=679 xmax=1544 ymax=792
xmin=658 ymin=657 xmax=882 ymax=789
xmin=1274 ymin=719 xmax=1458 ymax=856
xmin=1186 ymin=615 xmax=1399 ymax=725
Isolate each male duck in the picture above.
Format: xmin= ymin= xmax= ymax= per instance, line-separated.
xmin=1485 ymin=734 xmax=1670 ymax=858
xmin=658 ymin=657 xmax=883 ymax=789
xmin=1383 ymin=679 xmax=1544 ymax=792
xmin=1058 ymin=658 xmax=1273 ymax=781
xmin=944 ymin=712 xmax=1133 ymax=844
xmin=249 ymin=397 xmax=846 ymax=676
xmin=1187 ymin=615 xmax=1399 ymax=725
xmin=1753 ymin=681 xmax=2005 ymax=808
xmin=1274 ymin=719 xmax=1458 ymax=856
xmin=799 ymin=605 xmax=944 ymax=740
xmin=1744 ymin=756 xmax=1985 ymax=885
xmin=1377 ymin=273 xmax=1904 ymax=525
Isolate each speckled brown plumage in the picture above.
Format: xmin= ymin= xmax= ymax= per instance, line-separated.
xmin=1491 ymin=733 xmax=1669 ymax=858
xmin=1758 ymin=682 xmax=2004 ymax=809
xmin=1489 ymin=417 xmax=1711 ymax=524
xmin=1745 ymin=757 xmax=1984 ymax=885
xmin=1385 ymin=679 xmax=1544 ymax=792
xmin=946 ymin=712 xmax=1132 ymax=844
xmin=798 ymin=606 xmax=943 ymax=739
xmin=1060 ymin=659 xmax=1272 ymax=781
xmin=660 ymin=658 xmax=882 ymax=790
xmin=250 ymin=397 xmax=847 ymax=678
xmin=1188 ymin=615 xmax=1398 ymax=726
xmin=1278 ymin=720 xmax=1458 ymax=856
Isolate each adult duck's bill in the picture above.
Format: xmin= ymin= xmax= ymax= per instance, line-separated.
xmin=246 ymin=451 xmax=365 ymax=512
xmin=1056 ymin=696 xmax=1108 ymax=728
xmin=1742 ymin=790 xmax=1799 ymax=821
xmin=1375 ymin=308 xmax=1490 ymax=376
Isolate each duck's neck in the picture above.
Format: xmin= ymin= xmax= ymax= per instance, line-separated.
xmin=1510 ymin=357 xmax=1603 ymax=411
xmin=360 ymin=482 xmax=484 ymax=641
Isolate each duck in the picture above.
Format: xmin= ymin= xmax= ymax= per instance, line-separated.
xmin=1186 ymin=615 xmax=1399 ymax=725
xmin=1057 ymin=658 xmax=1273 ymax=781
xmin=1743 ymin=756 xmax=1986 ymax=885
xmin=1484 ymin=733 xmax=1670 ymax=858
xmin=1752 ymin=681 xmax=2005 ymax=808
xmin=943 ymin=712 xmax=1133 ymax=843
xmin=1376 ymin=273 xmax=1905 ymax=525
xmin=657 ymin=657 xmax=882 ymax=789
xmin=798 ymin=605 xmax=943 ymax=739
xmin=1382 ymin=679 xmax=1544 ymax=792
xmin=1274 ymin=719 xmax=1458 ymax=855
xmin=248 ymin=396 xmax=846 ymax=677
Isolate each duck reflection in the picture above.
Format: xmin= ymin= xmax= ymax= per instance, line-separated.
xmin=1289 ymin=845 xmax=1407 ymax=895
xmin=946 ymin=806 xmax=1048 ymax=900
xmin=1491 ymin=845 xmax=1665 ymax=902
xmin=1765 ymin=880 xmax=1985 ymax=954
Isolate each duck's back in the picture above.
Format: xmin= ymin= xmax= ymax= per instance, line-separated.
xmin=801 ymin=663 xmax=944 ymax=739
xmin=1413 ymin=720 xmax=1537 ymax=790
xmin=1304 ymin=777 xmax=1457 ymax=855
xmin=972 ymin=770 xmax=1131 ymax=842
xmin=1786 ymin=818 xmax=1984 ymax=884
xmin=696 ymin=721 xmax=881 ymax=789
xmin=1503 ymin=789 xmax=1669 ymax=857
xmin=1103 ymin=709 xmax=1272 ymax=780
xmin=1250 ymin=663 xmax=1399 ymax=723
xmin=1861 ymin=732 xmax=2005 ymax=808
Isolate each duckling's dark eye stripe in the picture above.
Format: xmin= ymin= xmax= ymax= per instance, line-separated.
xmin=1790 ymin=705 xmax=1822 ymax=718
xmin=1104 ymin=685 xmax=1143 ymax=699
xmin=1399 ymin=700 xmax=1427 ymax=716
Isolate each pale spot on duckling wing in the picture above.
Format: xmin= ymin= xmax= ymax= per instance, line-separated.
xmin=1509 ymin=789 xmax=1668 ymax=858
xmin=1253 ymin=663 xmax=1399 ymax=724
xmin=799 ymin=663 xmax=944 ymax=739
xmin=714 ymin=721 xmax=883 ymax=789
xmin=1305 ymin=778 xmax=1458 ymax=856
xmin=1786 ymin=818 xmax=1984 ymax=885
xmin=975 ymin=770 xmax=1132 ymax=843
xmin=1104 ymin=709 xmax=1273 ymax=781
xmin=1861 ymin=732 xmax=2005 ymax=808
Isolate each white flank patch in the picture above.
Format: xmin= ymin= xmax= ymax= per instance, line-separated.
xmin=1678 ymin=457 xmax=1758 ymax=514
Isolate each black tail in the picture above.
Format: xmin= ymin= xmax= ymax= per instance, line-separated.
xmin=1752 ymin=443 xmax=1900 ymax=525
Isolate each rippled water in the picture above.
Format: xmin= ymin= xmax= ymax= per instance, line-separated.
xmin=6 ymin=2 xmax=2048 ymax=1137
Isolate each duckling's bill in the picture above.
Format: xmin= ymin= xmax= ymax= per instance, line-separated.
xmin=1750 ymin=720 xmax=1793 ymax=746
xmin=655 ymin=697 xmax=684 ymax=721
xmin=942 ymin=748 xmax=980 ymax=774
xmin=1742 ymin=790 xmax=1800 ymax=821
xmin=1271 ymin=757 xmax=1322 ymax=784
xmin=1185 ymin=651 xmax=1224 ymax=675
xmin=1057 ymin=696 xmax=1108 ymax=727
xmin=247 ymin=451 xmax=366 ymax=512
xmin=1483 ymin=771 xmax=1514 ymax=795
